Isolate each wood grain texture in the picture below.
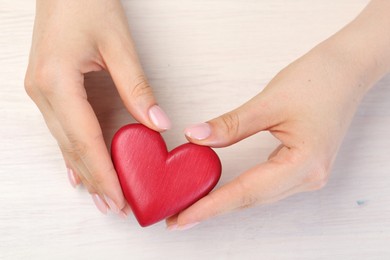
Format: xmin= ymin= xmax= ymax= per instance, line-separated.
xmin=112 ymin=124 xmax=221 ymax=227
xmin=1 ymin=0 xmax=390 ymax=259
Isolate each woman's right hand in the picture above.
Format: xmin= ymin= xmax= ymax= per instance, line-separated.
xmin=25 ymin=0 xmax=171 ymax=217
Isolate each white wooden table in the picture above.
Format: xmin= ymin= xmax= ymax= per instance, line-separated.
xmin=1 ymin=1 xmax=389 ymax=259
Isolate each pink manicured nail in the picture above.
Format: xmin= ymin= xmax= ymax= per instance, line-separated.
xmin=185 ymin=123 xmax=211 ymax=140
xmin=148 ymin=105 xmax=171 ymax=130
xmin=177 ymin=222 xmax=200 ymax=231
xmin=168 ymin=222 xmax=200 ymax=231
xmin=119 ymin=211 xmax=128 ymax=220
xmin=167 ymin=224 xmax=178 ymax=231
xmin=103 ymin=195 xmax=120 ymax=213
xmin=92 ymin=194 xmax=108 ymax=215
xmin=67 ymin=168 xmax=78 ymax=188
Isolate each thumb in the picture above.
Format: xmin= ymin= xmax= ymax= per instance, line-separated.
xmin=102 ymin=38 xmax=171 ymax=131
xmin=185 ymin=93 xmax=282 ymax=147
xmin=167 ymin=152 xmax=305 ymax=229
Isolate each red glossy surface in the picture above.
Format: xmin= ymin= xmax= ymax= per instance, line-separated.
xmin=111 ymin=124 xmax=222 ymax=227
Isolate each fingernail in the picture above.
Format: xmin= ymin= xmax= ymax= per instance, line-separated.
xmin=91 ymin=194 xmax=108 ymax=215
xmin=185 ymin=123 xmax=211 ymax=140
xmin=67 ymin=168 xmax=78 ymax=188
xmin=119 ymin=210 xmax=128 ymax=220
xmin=178 ymin=222 xmax=200 ymax=231
xmin=168 ymin=222 xmax=200 ymax=231
xmin=167 ymin=224 xmax=178 ymax=231
xmin=148 ymin=105 xmax=171 ymax=130
xmin=104 ymin=195 xmax=120 ymax=214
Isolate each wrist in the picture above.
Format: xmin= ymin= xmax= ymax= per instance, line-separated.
xmin=315 ymin=0 xmax=390 ymax=93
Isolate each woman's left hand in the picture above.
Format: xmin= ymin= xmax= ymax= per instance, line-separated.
xmin=166 ymin=0 xmax=390 ymax=230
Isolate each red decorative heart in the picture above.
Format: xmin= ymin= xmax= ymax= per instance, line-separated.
xmin=111 ymin=124 xmax=222 ymax=227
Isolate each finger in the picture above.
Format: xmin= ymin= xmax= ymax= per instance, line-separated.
xmin=59 ymin=132 xmax=98 ymax=193
xmin=165 ymin=144 xmax=286 ymax=227
xmin=59 ymin=148 xmax=82 ymax=188
xmin=61 ymin=144 xmax=112 ymax=215
xmin=184 ymin=92 xmax=284 ymax=147
xmin=26 ymin=64 xmax=124 ymax=216
xmin=57 ymin=139 xmax=112 ymax=215
xmin=25 ymin=82 xmax=82 ymax=189
xmin=166 ymin=214 xmax=178 ymax=228
xmin=45 ymin=77 xmax=126 ymax=214
xmin=121 ymin=203 xmax=132 ymax=217
xmin=101 ymin=35 xmax=171 ymax=131
xmin=168 ymin=148 xmax=306 ymax=229
xmin=66 ymin=162 xmax=81 ymax=188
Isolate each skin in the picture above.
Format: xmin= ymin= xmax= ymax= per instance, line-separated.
xmin=167 ymin=0 xmax=390 ymax=230
xmin=25 ymin=0 xmax=390 ymax=227
xmin=25 ymin=0 xmax=171 ymax=216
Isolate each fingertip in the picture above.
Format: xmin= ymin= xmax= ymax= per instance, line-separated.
xmin=91 ymin=193 xmax=109 ymax=215
xmin=63 ymin=155 xmax=81 ymax=188
xmin=166 ymin=213 xmax=200 ymax=231
xmin=183 ymin=122 xmax=223 ymax=148
xmin=183 ymin=120 xmax=235 ymax=148
xmin=167 ymin=222 xmax=200 ymax=231
xmin=174 ymin=196 xmax=216 ymax=226
xmin=103 ymin=191 xmax=127 ymax=213
xmin=148 ymin=104 xmax=171 ymax=131
xmin=184 ymin=123 xmax=211 ymax=141
xmin=166 ymin=207 xmax=203 ymax=231
xmin=103 ymin=194 xmax=121 ymax=214
xmin=67 ymin=167 xmax=80 ymax=188
xmin=118 ymin=210 xmax=128 ymax=220
xmin=165 ymin=214 xmax=178 ymax=229
xmin=122 ymin=203 xmax=132 ymax=215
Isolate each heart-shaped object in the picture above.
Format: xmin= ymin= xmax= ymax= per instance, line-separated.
xmin=111 ymin=124 xmax=222 ymax=227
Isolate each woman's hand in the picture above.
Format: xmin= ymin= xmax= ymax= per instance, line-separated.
xmin=25 ymin=0 xmax=171 ymax=216
xmin=167 ymin=0 xmax=390 ymax=230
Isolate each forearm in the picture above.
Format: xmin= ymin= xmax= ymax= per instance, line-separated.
xmin=317 ymin=0 xmax=390 ymax=92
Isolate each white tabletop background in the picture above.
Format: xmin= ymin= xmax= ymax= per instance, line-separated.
xmin=1 ymin=0 xmax=389 ymax=259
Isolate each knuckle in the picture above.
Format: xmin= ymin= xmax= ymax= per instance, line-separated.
xmin=130 ymin=75 xmax=153 ymax=100
xmin=91 ymin=166 xmax=115 ymax=187
xmin=276 ymin=147 xmax=306 ymax=165
xmin=283 ymin=148 xmax=330 ymax=191
xmin=24 ymin=74 xmax=37 ymax=99
xmin=304 ymin=165 xmax=330 ymax=191
xmin=25 ymin=63 xmax=59 ymax=98
xmin=63 ymin=138 xmax=89 ymax=163
xmin=219 ymin=112 xmax=240 ymax=140
xmin=239 ymin=196 xmax=257 ymax=210
xmin=36 ymin=78 xmax=57 ymax=98
xmin=91 ymin=172 xmax=105 ymax=187
xmin=236 ymin=176 xmax=258 ymax=209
